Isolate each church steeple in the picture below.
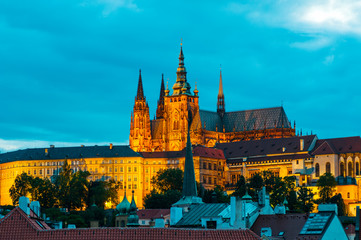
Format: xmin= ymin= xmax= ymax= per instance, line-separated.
xmin=217 ymin=69 xmax=225 ymax=117
xmin=173 ymin=43 xmax=191 ymax=95
xmin=136 ymin=69 xmax=145 ymax=100
xmin=156 ymin=74 xmax=165 ymax=119
xmin=182 ymin=127 xmax=197 ymax=197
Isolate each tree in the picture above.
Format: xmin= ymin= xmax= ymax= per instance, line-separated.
xmin=232 ymin=175 xmax=247 ymax=198
xmin=330 ymin=193 xmax=346 ymax=216
xmin=297 ymin=186 xmax=314 ymax=213
xmin=143 ymin=190 xmax=182 ymax=209
xmin=151 ymin=168 xmax=183 ymax=192
xmin=317 ymin=173 xmax=337 ymax=203
xmin=87 ymin=179 xmax=122 ymax=208
xmin=203 ymin=185 xmax=229 ymax=203
xmin=53 ymin=160 xmax=90 ymax=210
xmin=9 ymin=173 xmax=33 ymax=205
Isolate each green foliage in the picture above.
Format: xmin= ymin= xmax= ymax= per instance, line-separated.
xmin=151 ymin=168 xmax=183 ymax=193
xmin=87 ymin=179 xmax=122 ymax=208
xmin=317 ymin=173 xmax=337 ymax=203
xmin=202 ymin=185 xmax=230 ymax=203
xmin=9 ymin=173 xmax=56 ymax=207
xmin=330 ymin=193 xmax=346 ymax=216
xmin=9 ymin=173 xmax=33 ymax=205
xmin=232 ymin=175 xmax=247 ymax=198
xmin=52 ymin=160 xmax=90 ymax=210
xmin=143 ymin=190 xmax=182 ymax=209
xmin=297 ymin=186 xmax=315 ymax=213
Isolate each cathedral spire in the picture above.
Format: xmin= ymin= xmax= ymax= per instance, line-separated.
xmin=182 ymin=127 xmax=197 ymax=197
xmin=156 ymin=74 xmax=165 ymax=119
xmin=173 ymin=43 xmax=189 ymax=95
xmin=217 ymin=68 xmax=225 ymax=117
xmin=136 ymin=69 xmax=145 ymax=100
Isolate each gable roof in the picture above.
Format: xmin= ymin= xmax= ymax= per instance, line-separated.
xmin=216 ymin=135 xmax=317 ymax=161
xmin=312 ymin=137 xmax=361 ymax=155
xmin=175 ymin=203 xmax=228 ymax=227
xmin=0 ymin=208 xmax=260 ymax=240
xmin=191 ymin=107 xmax=292 ymax=132
xmin=137 ymin=209 xmax=170 ymax=220
xmin=0 ymin=145 xmax=141 ymax=163
xmin=251 ymin=214 xmax=308 ymax=240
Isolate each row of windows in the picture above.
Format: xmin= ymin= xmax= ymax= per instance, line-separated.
xmin=203 ymin=176 xmax=217 ymax=184
xmin=87 ymin=159 xmax=138 ymax=165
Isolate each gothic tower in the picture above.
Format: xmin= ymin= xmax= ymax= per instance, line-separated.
xmin=129 ymin=70 xmax=152 ymax=152
xmin=162 ymin=45 xmax=200 ymax=151
xmin=156 ymin=74 xmax=165 ymax=119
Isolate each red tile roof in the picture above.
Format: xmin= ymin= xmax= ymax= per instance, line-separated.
xmin=140 ymin=145 xmax=225 ymax=160
xmin=0 ymin=207 xmax=260 ymax=240
xmin=251 ymin=214 xmax=308 ymax=240
xmin=137 ymin=209 xmax=170 ymax=220
xmin=312 ymin=136 xmax=361 ymax=155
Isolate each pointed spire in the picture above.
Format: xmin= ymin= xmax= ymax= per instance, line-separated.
xmin=182 ymin=127 xmax=197 ymax=197
xmin=156 ymin=74 xmax=165 ymax=119
xmin=126 ymin=190 xmax=140 ymax=227
xmin=217 ymin=68 xmax=225 ymax=117
xmin=136 ymin=69 xmax=145 ymax=100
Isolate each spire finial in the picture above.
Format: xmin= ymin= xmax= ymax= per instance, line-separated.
xmin=181 ymin=38 xmax=183 ymax=46
xmin=217 ymin=67 xmax=225 ymax=117
xmin=136 ymin=69 xmax=145 ymax=100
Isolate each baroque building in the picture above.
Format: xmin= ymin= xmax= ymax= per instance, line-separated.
xmin=129 ymin=46 xmax=296 ymax=152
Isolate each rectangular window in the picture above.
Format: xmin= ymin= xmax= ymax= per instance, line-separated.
xmin=128 ymin=167 xmax=131 ymax=172
xmin=203 ymin=162 xmax=207 ymax=169
xmin=214 ymin=164 xmax=217 ymax=170
xmin=214 ymin=178 xmax=217 ymax=184
xmin=128 ymin=184 xmax=131 ymax=189
xmin=208 ymin=177 xmax=211 ymax=184
xmin=115 ymin=160 xmax=118 ymax=164
xmin=145 ymin=168 xmax=149 ymax=173
xmin=120 ymin=167 xmax=123 ymax=172
xmin=120 ymin=176 xmax=123 ymax=181
xmin=203 ymin=176 xmax=206 ymax=183
xmin=134 ymin=175 xmax=137 ymax=181
xmin=133 ymin=184 xmax=137 ymax=189
xmin=208 ymin=163 xmax=212 ymax=170
xmin=47 ymin=169 xmax=50 ymax=175
xmin=28 ymin=170 xmax=30 ymax=175
xmin=146 ymin=177 xmax=149 ymax=183
xmin=109 ymin=167 xmax=112 ymax=172
xmin=134 ymin=167 xmax=137 ymax=172
xmin=95 ymin=168 xmax=98 ymax=173
xmin=128 ymin=176 xmax=132 ymax=182
xmin=115 ymin=167 xmax=118 ymax=172
xmin=115 ymin=176 xmax=118 ymax=181
xmin=53 ymin=169 xmax=56 ymax=175
xmin=120 ymin=160 xmax=123 ymax=164
xmin=34 ymin=170 xmax=36 ymax=175
xmin=90 ymin=160 xmax=92 ymax=164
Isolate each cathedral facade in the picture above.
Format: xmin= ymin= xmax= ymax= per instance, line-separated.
xmin=129 ymin=46 xmax=296 ymax=152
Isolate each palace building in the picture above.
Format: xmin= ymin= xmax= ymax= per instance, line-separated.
xmin=129 ymin=46 xmax=295 ymax=152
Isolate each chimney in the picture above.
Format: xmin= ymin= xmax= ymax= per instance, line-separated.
xmin=110 ymin=143 xmax=113 ymax=150
xmin=300 ymin=139 xmax=304 ymax=151
xmin=30 ymin=201 xmax=41 ymax=217
xmin=45 ymin=149 xmax=49 ymax=156
xmin=19 ymin=196 xmax=30 ymax=216
xmin=50 ymin=145 xmax=55 ymax=148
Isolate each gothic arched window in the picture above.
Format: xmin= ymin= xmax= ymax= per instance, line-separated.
xmin=357 ymin=162 xmax=360 ymax=175
xmin=326 ymin=162 xmax=331 ymax=174
xmin=348 ymin=162 xmax=353 ymax=176
xmin=315 ymin=163 xmax=320 ymax=177
xmin=340 ymin=162 xmax=345 ymax=177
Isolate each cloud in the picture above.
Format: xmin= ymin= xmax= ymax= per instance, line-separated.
xmin=323 ymin=54 xmax=334 ymax=65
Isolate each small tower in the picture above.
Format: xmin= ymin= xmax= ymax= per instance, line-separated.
xmin=217 ymin=69 xmax=225 ymax=118
xmin=127 ymin=191 xmax=140 ymax=227
xmin=172 ymin=127 xmax=203 ymax=210
xmin=115 ymin=190 xmax=131 ymax=227
xmin=129 ymin=70 xmax=152 ymax=152
xmin=156 ymin=74 xmax=165 ymax=119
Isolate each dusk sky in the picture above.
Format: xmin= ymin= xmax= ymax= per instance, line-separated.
xmin=1 ymin=0 xmax=361 ymax=152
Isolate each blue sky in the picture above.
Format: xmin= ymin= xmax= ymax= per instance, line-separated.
xmin=1 ymin=0 xmax=361 ymax=152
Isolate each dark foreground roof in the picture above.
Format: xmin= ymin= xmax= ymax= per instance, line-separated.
xmin=0 ymin=207 xmax=260 ymax=240
xmin=312 ymin=136 xmax=361 ymax=155
xmin=0 ymin=145 xmax=141 ymax=163
xmin=191 ymin=107 xmax=292 ymax=132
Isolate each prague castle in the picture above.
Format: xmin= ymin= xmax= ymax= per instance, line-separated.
xmin=1 ymin=45 xmax=361 ymax=216
xmin=129 ymin=46 xmax=295 ymax=152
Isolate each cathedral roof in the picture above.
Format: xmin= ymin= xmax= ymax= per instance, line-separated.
xmin=0 ymin=145 xmax=141 ymax=163
xmin=191 ymin=107 xmax=292 ymax=132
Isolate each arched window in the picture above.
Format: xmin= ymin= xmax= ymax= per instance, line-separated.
xmin=326 ymin=162 xmax=331 ymax=174
xmin=348 ymin=162 xmax=353 ymax=176
xmin=340 ymin=162 xmax=345 ymax=177
xmin=315 ymin=163 xmax=320 ymax=177
xmin=173 ymin=121 xmax=179 ymax=130
xmin=347 ymin=192 xmax=350 ymax=198
xmin=356 ymin=162 xmax=360 ymax=175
